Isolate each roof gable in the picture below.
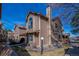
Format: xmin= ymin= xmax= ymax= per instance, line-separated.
xmin=26 ymin=12 xmax=48 ymax=21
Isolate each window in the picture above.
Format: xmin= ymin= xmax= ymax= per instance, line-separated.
xmin=28 ymin=17 xmax=33 ymax=29
xmin=59 ymin=35 xmax=61 ymax=39
xmin=28 ymin=34 xmax=33 ymax=41
xmin=66 ymin=36 xmax=68 ymax=38
xmin=62 ymin=35 xmax=65 ymax=38
xmin=55 ymin=23 xmax=58 ymax=28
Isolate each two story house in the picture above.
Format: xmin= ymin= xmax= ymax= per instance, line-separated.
xmin=14 ymin=25 xmax=26 ymax=43
xmin=0 ymin=22 xmax=8 ymax=43
xmin=25 ymin=6 xmax=63 ymax=49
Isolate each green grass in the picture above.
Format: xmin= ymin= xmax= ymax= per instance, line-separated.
xmin=63 ymin=44 xmax=70 ymax=49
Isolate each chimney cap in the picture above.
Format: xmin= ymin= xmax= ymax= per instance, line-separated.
xmin=47 ymin=4 xmax=52 ymax=8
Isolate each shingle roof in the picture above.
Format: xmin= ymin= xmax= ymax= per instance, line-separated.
xmin=26 ymin=12 xmax=48 ymax=20
xmin=14 ymin=24 xmax=26 ymax=30
xmin=18 ymin=26 xmax=26 ymax=30
xmin=52 ymin=16 xmax=62 ymax=26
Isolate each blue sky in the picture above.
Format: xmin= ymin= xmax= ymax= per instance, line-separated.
xmin=2 ymin=3 xmax=74 ymax=36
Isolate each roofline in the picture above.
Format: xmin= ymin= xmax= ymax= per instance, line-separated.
xmin=53 ymin=16 xmax=63 ymax=26
xmin=26 ymin=11 xmax=48 ymax=22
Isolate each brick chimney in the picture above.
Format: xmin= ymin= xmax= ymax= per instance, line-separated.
xmin=46 ymin=5 xmax=52 ymax=46
xmin=46 ymin=5 xmax=51 ymax=20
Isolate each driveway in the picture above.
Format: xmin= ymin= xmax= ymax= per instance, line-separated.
xmin=65 ymin=43 xmax=79 ymax=56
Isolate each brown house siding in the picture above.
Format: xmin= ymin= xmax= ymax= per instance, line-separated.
xmin=26 ymin=10 xmax=63 ymax=49
xmin=26 ymin=14 xmax=40 ymax=48
xmin=33 ymin=16 xmax=40 ymax=48
xmin=40 ymin=18 xmax=49 ymax=48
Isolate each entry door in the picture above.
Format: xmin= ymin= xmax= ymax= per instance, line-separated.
xmin=27 ymin=34 xmax=33 ymax=46
xmin=26 ymin=34 xmax=29 ymax=45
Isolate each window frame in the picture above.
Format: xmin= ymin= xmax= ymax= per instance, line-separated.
xmin=28 ymin=17 xmax=33 ymax=29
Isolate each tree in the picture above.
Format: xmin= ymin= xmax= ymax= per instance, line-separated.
xmin=70 ymin=13 xmax=79 ymax=34
xmin=49 ymin=3 xmax=79 ymax=35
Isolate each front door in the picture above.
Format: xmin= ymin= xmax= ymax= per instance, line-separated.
xmin=27 ymin=34 xmax=33 ymax=46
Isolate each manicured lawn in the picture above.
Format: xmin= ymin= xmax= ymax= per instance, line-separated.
xmin=26 ymin=48 xmax=65 ymax=56
xmin=63 ymin=44 xmax=70 ymax=49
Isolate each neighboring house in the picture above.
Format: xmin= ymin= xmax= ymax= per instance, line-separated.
xmin=62 ymin=33 xmax=70 ymax=44
xmin=0 ymin=22 xmax=8 ymax=42
xmin=25 ymin=6 xmax=63 ymax=49
xmin=7 ymin=31 xmax=15 ymax=42
xmin=71 ymin=36 xmax=79 ymax=42
xmin=51 ymin=17 xmax=63 ymax=48
xmin=14 ymin=25 xmax=26 ymax=43
xmin=71 ymin=36 xmax=79 ymax=47
xmin=74 ymin=36 xmax=79 ymax=41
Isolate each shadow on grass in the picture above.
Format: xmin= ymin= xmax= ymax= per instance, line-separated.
xmin=11 ymin=46 xmax=31 ymax=56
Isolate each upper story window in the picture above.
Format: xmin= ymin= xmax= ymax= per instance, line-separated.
xmin=28 ymin=17 xmax=33 ymax=29
xmin=55 ymin=23 xmax=58 ymax=28
xmin=59 ymin=35 xmax=61 ymax=39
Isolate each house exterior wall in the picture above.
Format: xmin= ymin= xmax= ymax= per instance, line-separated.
xmin=51 ymin=19 xmax=63 ymax=47
xmin=62 ymin=33 xmax=70 ymax=44
xmin=0 ymin=23 xmax=8 ymax=42
xmin=19 ymin=29 xmax=26 ymax=39
xmin=8 ymin=32 xmax=14 ymax=40
xmin=33 ymin=15 xmax=40 ymax=48
xmin=54 ymin=19 xmax=63 ymax=42
xmin=26 ymin=14 xmax=51 ymax=48
xmin=26 ymin=6 xmax=64 ymax=49
xmin=14 ymin=27 xmax=20 ymax=42
xmin=40 ymin=18 xmax=49 ymax=48
xmin=27 ymin=14 xmax=40 ymax=31
xmin=14 ymin=26 xmax=26 ymax=43
xmin=26 ymin=14 xmax=40 ymax=48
